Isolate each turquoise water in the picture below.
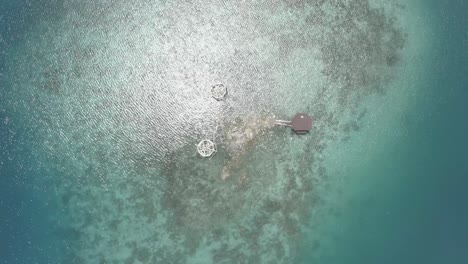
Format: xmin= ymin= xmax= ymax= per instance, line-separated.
xmin=298 ymin=1 xmax=468 ymax=263
xmin=1 ymin=0 xmax=467 ymax=263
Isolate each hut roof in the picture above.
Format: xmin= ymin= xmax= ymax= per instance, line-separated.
xmin=291 ymin=113 xmax=313 ymax=133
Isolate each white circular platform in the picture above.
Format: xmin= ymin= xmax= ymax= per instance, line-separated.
xmin=197 ymin=139 xmax=217 ymax=157
xmin=211 ymin=84 xmax=227 ymax=101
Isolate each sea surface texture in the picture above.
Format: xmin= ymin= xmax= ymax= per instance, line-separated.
xmin=1 ymin=0 xmax=467 ymax=263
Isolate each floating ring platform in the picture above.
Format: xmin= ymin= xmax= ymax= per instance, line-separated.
xmin=197 ymin=139 xmax=217 ymax=157
xmin=211 ymin=84 xmax=227 ymax=101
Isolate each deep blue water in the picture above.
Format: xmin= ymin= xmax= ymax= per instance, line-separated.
xmin=1 ymin=2 xmax=65 ymax=263
xmin=1 ymin=0 xmax=467 ymax=263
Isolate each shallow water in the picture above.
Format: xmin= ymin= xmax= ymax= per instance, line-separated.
xmin=1 ymin=0 xmax=467 ymax=263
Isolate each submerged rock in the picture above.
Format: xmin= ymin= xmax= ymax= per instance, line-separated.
xmin=221 ymin=115 xmax=275 ymax=180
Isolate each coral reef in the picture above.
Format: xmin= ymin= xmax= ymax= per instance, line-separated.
xmin=3 ymin=0 xmax=407 ymax=262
